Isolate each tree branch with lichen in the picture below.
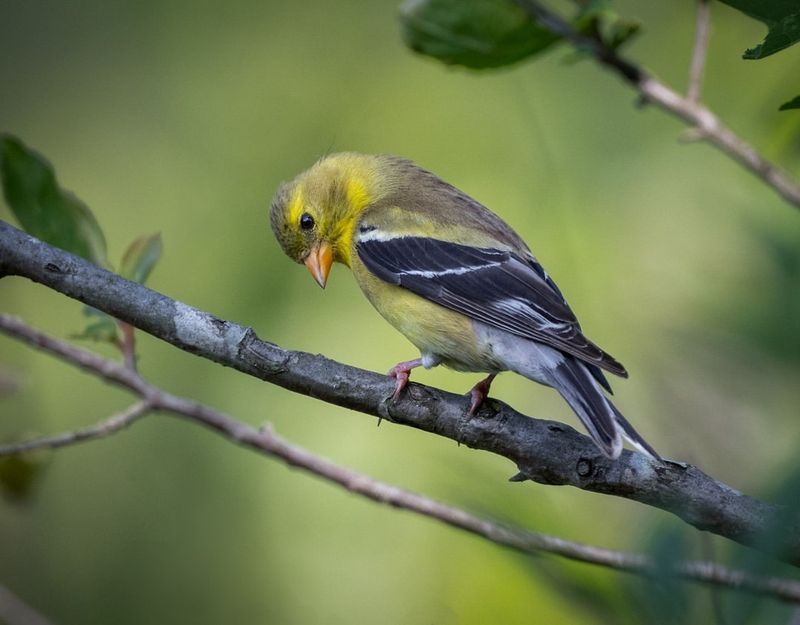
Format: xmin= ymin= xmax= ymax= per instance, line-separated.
xmin=2 ymin=220 xmax=798 ymax=565
xmin=3 ymin=313 xmax=800 ymax=604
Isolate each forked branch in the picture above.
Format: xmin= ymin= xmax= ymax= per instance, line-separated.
xmin=1 ymin=221 xmax=798 ymax=563
xmin=516 ymin=0 xmax=800 ymax=209
xmin=2 ymin=313 xmax=800 ymax=603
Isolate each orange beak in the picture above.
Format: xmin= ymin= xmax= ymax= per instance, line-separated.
xmin=304 ymin=241 xmax=333 ymax=289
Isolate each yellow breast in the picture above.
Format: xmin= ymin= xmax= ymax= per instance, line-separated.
xmin=350 ymin=257 xmax=493 ymax=372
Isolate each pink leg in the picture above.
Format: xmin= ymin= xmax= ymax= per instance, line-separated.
xmin=467 ymin=374 xmax=497 ymax=416
xmin=387 ymin=358 xmax=423 ymax=401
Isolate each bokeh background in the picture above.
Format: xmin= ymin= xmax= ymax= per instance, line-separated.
xmin=1 ymin=1 xmax=799 ymax=623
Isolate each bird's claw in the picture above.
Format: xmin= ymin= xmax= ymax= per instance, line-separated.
xmin=467 ymin=389 xmax=484 ymax=417
xmin=466 ymin=374 xmax=496 ymax=417
xmin=457 ymin=374 xmax=497 ymax=445
xmin=386 ymin=358 xmax=423 ymax=403
xmin=387 ymin=367 xmax=410 ymax=402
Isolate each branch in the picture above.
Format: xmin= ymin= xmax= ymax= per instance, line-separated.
xmin=0 ymin=220 xmax=798 ymax=563
xmin=3 ymin=315 xmax=800 ymax=604
xmin=0 ymin=402 xmax=150 ymax=455
xmin=687 ymin=0 xmax=711 ymax=104
xmin=515 ymin=0 xmax=800 ymax=209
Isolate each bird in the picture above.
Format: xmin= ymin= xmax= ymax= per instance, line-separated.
xmin=269 ymin=152 xmax=659 ymax=460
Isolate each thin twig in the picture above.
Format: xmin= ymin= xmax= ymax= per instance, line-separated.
xmin=0 ymin=584 xmax=57 ymax=625
xmin=516 ymin=0 xmax=800 ymax=209
xmin=0 ymin=401 xmax=150 ymax=455
xmin=2 ymin=314 xmax=800 ymax=603
xmin=687 ymin=0 xmax=711 ymax=104
xmin=0 ymin=220 xmax=795 ymax=563
xmin=117 ymin=321 xmax=137 ymax=371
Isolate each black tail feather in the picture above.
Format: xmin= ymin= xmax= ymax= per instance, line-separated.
xmin=608 ymin=403 xmax=661 ymax=460
xmin=586 ymin=363 xmax=613 ymax=394
xmin=552 ymin=357 xmax=621 ymax=458
xmin=551 ymin=357 xmax=658 ymax=459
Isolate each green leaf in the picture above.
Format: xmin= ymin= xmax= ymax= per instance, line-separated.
xmin=0 ymin=447 xmax=48 ymax=502
xmin=717 ymin=0 xmax=800 ymax=59
xmin=605 ymin=19 xmax=640 ymax=50
xmin=399 ymin=0 xmax=561 ymax=69
xmin=72 ymin=314 xmax=120 ymax=344
xmin=779 ymin=94 xmax=800 ymax=111
xmin=0 ymin=134 xmax=109 ymax=267
xmin=574 ymin=0 xmax=641 ymax=52
xmin=120 ymin=233 xmax=162 ymax=284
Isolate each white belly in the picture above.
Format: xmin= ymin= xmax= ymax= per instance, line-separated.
xmin=472 ymin=321 xmax=564 ymax=387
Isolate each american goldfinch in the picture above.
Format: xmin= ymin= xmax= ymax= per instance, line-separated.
xmin=270 ymin=153 xmax=658 ymax=459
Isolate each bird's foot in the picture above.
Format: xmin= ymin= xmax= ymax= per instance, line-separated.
xmin=386 ymin=358 xmax=423 ymax=402
xmin=467 ymin=374 xmax=497 ymax=417
xmin=457 ymin=374 xmax=497 ymax=445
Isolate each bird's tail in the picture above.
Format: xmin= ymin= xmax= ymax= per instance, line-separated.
xmin=549 ymin=357 xmax=660 ymax=460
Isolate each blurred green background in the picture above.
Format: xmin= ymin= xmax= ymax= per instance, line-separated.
xmin=1 ymin=1 xmax=800 ymax=623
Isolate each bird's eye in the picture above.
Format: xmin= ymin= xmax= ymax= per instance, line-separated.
xmin=300 ymin=213 xmax=315 ymax=231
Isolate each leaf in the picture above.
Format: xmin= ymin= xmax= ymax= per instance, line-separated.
xmin=717 ymin=0 xmax=800 ymax=59
xmin=72 ymin=314 xmax=121 ymax=344
xmin=779 ymin=95 xmax=800 ymax=111
xmin=120 ymin=233 xmax=162 ymax=284
xmin=575 ymin=0 xmax=641 ymax=52
xmin=77 ymin=216 xmax=161 ymax=348
xmin=604 ymin=19 xmax=640 ymax=50
xmin=399 ymin=0 xmax=561 ymax=69
xmin=0 ymin=134 xmax=110 ymax=268
xmin=0 ymin=447 xmax=48 ymax=502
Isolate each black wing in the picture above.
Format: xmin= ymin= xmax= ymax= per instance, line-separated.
xmin=357 ymin=235 xmax=627 ymax=378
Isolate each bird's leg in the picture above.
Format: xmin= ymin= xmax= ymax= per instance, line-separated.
xmin=455 ymin=374 xmax=498 ymax=446
xmin=387 ymin=358 xmax=423 ymax=401
xmin=467 ymin=374 xmax=497 ymax=417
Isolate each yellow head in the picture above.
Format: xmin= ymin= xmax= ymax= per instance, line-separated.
xmin=270 ymin=152 xmax=392 ymax=287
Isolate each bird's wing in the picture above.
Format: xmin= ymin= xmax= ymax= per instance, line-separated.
xmin=357 ymin=233 xmax=627 ymax=377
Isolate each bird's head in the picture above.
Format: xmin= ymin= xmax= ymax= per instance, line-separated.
xmin=270 ymin=152 xmax=389 ymax=288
